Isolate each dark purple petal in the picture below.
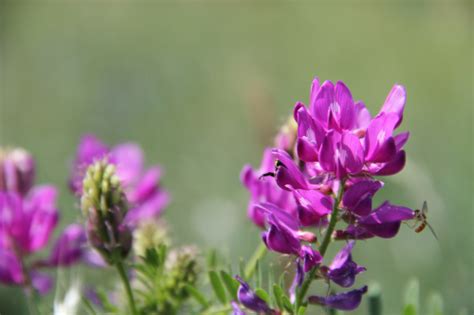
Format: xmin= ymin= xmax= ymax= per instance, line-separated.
xmin=255 ymin=202 xmax=299 ymax=230
xmin=365 ymin=113 xmax=399 ymax=163
xmin=359 ymin=201 xmax=415 ymax=238
xmin=308 ymin=286 xmax=368 ymax=311
xmin=373 ymin=150 xmax=406 ymax=176
xmin=47 ymin=224 xmax=86 ymax=266
xmin=262 ymin=214 xmax=301 ymax=255
xmin=319 ymin=131 xmax=339 ymax=174
xmin=294 ymin=189 xmax=332 ymax=226
xmin=327 ymin=241 xmax=366 ymax=288
xmin=272 ymin=149 xmax=309 ymax=190
xmin=31 ymin=271 xmax=53 ymax=295
xmin=300 ymin=245 xmax=322 ymax=272
xmin=343 ymin=180 xmax=383 ymax=216
xmin=294 ymin=104 xmax=324 ymax=161
xmin=333 ymin=225 xmax=374 ymax=240
xmin=394 ymin=132 xmax=410 ymax=151
xmin=236 ymin=276 xmax=272 ymax=314
xmin=0 ymin=249 xmax=24 ymax=284
xmin=379 ymin=84 xmax=406 ymax=127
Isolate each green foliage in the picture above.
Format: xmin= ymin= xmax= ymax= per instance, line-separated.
xmin=403 ymin=279 xmax=420 ymax=315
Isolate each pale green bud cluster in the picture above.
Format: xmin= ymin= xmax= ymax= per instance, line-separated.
xmin=133 ymin=220 xmax=170 ymax=258
xmin=81 ymin=159 xmax=124 ymax=216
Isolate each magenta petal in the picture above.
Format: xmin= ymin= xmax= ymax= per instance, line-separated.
xmin=354 ymin=101 xmax=371 ymax=130
xmin=327 ymin=241 xmax=366 ymax=287
xmin=309 ymin=77 xmax=321 ymax=111
xmin=24 ymin=186 xmax=59 ymax=252
xmin=254 ymin=202 xmax=299 ymax=230
xmin=339 ymin=132 xmax=364 ymax=175
xmin=343 ymin=180 xmax=383 ymax=216
xmin=110 ymin=143 xmax=144 ymax=187
xmin=294 ymin=189 xmax=332 ymax=226
xmin=374 ymin=150 xmax=406 ymax=176
xmin=312 ymin=80 xmax=335 ymax=128
xmin=125 ymin=190 xmax=170 ymax=227
xmin=297 ymin=138 xmax=319 ymax=162
xmin=75 ymin=134 xmax=108 ymax=166
xmin=319 ymin=131 xmax=339 ymax=174
xmin=128 ymin=166 xmax=162 ymax=204
xmin=262 ymin=214 xmax=301 ymax=255
xmin=335 ymin=81 xmax=356 ymax=130
xmin=380 ymin=84 xmax=406 ymax=127
xmin=272 ymin=149 xmax=309 ymax=190
xmin=31 ymin=271 xmax=53 ymax=295
xmin=47 ymin=224 xmax=86 ymax=266
xmin=309 ymin=286 xmax=368 ymax=311
xmin=0 ymin=250 xmax=24 ymax=284
xmin=365 ymin=113 xmax=399 ymax=163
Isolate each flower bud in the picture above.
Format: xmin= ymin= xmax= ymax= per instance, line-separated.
xmin=81 ymin=159 xmax=131 ymax=264
xmin=0 ymin=147 xmax=35 ymax=196
xmin=164 ymin=246 xmax=199 ymax=299
xmin=132 ymin=220 xmax=169 ymax=258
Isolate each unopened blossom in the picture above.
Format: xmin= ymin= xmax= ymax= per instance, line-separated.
xmin=308 ymin=285 xmax=368 ymax=311
xmin=322 ymin=241 xmax=365 ymax=288
xmin=81 ymin=160 xmax=132 ymax=264
xmin=70 ymin=134 xmax=170 ymax=227
xmin=236 ymin=276 xmax=274 ymax=314
xmin=0 ymin=147 xmax=35 ymax=196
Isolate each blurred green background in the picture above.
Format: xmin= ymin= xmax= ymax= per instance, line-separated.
xmin=0 ymin=1 xmax=472 ymax=314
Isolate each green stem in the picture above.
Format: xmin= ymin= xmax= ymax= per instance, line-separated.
xmin=294 ymin=182 xmax=344 ymax=312
xmin=244 ymin=242 xmax=267 ymax=280
xmin=115 ymin=260 xmax=138 ymax=315
xmin=25 ymin=289 xmax=40 ymax=315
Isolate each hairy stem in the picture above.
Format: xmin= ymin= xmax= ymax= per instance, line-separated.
xmin=115 ymin=260 xmax=138 ymax=315
xmin=294 ymin=182 xmax=344 ymax=312
xmin=244 ymin=242 xmax=267 ymax=280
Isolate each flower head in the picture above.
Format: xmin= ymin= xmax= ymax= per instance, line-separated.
xmin=81 ymin=159 xmax=132 ymax=264
xmin=70 ymin=134 xmax=169 ymax=227
xmin=323 ymin=241 xmax=365 ymax=288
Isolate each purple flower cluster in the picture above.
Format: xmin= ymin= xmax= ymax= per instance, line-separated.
xmin=70 ymin=134 xmax=170 ymax=227
xmin=0 ymin=149 xmax=84 ymax=294
xmin=241 ymin=76 xmax=416 ymax=311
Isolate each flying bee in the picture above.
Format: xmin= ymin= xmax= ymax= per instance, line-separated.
xmin=411 ymin=201 xmax=438 ymax=240
xmin=259 ymin=160 xmax=285 ymax=179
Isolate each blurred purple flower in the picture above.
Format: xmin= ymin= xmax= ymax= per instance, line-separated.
xmin=308 ymin=285 xmax=368 ymax=311
xmin=231 ymin=301 xmax=247 ymax=315
xmin=236 ymin=276 xmax=274 ymax=314
xmin=0 ymin=148 xmax=35 ymax=196
xmin=69 ymin=134 xmax=170 ymax=227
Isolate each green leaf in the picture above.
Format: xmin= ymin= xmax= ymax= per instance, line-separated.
xmin=426 ymin=292 xmax=443 ymax=315
xmin=184 ymin=284 xmax=210 ymax=308
xmin=209 ymin=271 xmax=227 ymax=304
xmin=404 ymin=279 xmax=419 ymax=315
xmin=220 ymin=270 xmax=240 ymax=299
xmin=255 ymin=288 xmax=271 ymax=305
xmin=272 ymin=284 xmax=284 ymax=309
xmin=403 ymin=304 xmax=417 ymax=315
xmin=281 ymin=295 xmax=293 ymax=313
xmin=297 ymin=306 xmax=307 ymax=315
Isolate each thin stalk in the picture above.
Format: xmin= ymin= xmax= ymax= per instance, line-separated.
xmin=115 ymin=260 xmax=138 ymax=315
xmin=294 ymin=182 xmax=344 ymax=312
xmin=244 ymin=242 xmax=267 ymax=280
